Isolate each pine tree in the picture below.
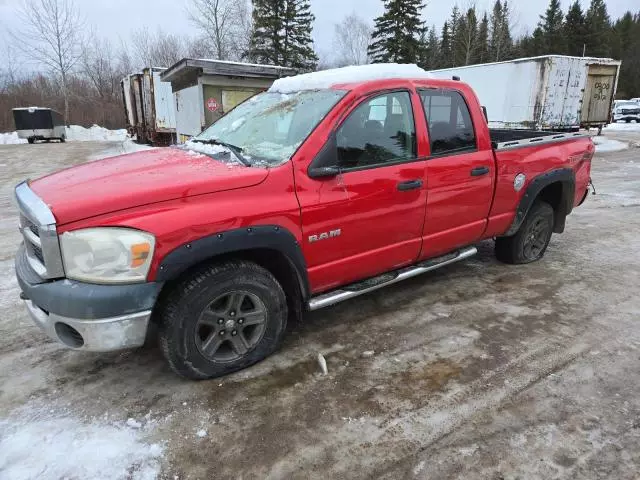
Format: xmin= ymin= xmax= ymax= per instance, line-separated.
xmin=584 ymin=0 xmax=612 ymax=57
xmin=611 ymin=11 xmax=634 ymax=60
xmin=564 ymin=0 xmax=586 ymax=56
xmin=615 ymin=12 xmax=640 ymax=98
xmin=474 ymin=13 xmax=490 ymax=64
xmin=499 ymin=0 xmax=514 ymax=59
xmin=449 ymin=5 xmax=460 ymax=50
xmin=283 ymin=0 xmax=318 ymax=70
xmin=248 ymin=0 xmax=318 ymax=70
xmin=489 ymin=0 xmax=513 ymax=61
xmin=537 ymin=0 xmax=566 ymax=54
xmin=417 ymin=28 xmax=429 ymax=70
xmin=453 ymin=8 xmax=478 ymax=66
xmin=438 ymin=21 xmax=453 ymax=68
xmin=425 ymin=26 xmax=440 ymax=69
xmin=368 ymin=0 xmax=426 ymax=64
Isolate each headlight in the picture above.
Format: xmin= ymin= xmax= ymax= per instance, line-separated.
xmin=60 ymin=228 xmax=155 ymax=284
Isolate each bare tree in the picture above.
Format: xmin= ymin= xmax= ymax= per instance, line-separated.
xmin=131 ymin=28 xmax=189 ymax=68
xmin=12 ymin=0 xmax=84 ymax=123
xmin=81 ymin=34 xmax=117 ymax=99
xmin=187 ymin=0 xmax=252 ymax=61
xmin=333 ymin=13 xmax=372 ymax=66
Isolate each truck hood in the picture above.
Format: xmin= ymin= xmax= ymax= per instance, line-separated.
xmin=29 ymin=147 xmax=269 ymax=225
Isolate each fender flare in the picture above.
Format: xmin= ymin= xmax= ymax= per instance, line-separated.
xmin=155 ymin=225 xmax=309 ymax=299
xmin=504 ymin=168 xmax=575 ymax=236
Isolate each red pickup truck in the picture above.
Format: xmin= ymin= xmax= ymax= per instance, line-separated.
xmin=14 ymin=70 xmax=593 ymax=379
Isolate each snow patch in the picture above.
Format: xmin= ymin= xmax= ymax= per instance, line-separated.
xmin=604 ymin=122 xmax=640 ymax=132
xmin=0 ymin=132 xmax=28 ymax=145
xmin=593 ymin=136 xmax=629 ymax=153
xmin=65 ymin=124 xmax=128 ymax=142
xmin=269 ymin=64 xmax=434 ymax=93
xmin=90 ymin=140 xmax=155 ymax=160
xmin=196 ymin=429 xmax=207 ymax=438
xmin=0 ymin=413 xmax=164 ymax=480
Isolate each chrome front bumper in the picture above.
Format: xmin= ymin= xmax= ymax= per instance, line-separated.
xmin=24 ymin=299 xmax=151 ymax=351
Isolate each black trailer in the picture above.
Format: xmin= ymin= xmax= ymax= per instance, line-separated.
xmin=12 ymin=108 xmax=66 ymax=144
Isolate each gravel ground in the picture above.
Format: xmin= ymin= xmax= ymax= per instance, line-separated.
xmin=1 ymin=135 xmax=640 ymax=479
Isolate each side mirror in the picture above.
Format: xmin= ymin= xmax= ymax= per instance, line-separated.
xmin=308 ymin=133 xmax=340 ymax=179
xmin=308 ymin=166 xmax=340 ymax=178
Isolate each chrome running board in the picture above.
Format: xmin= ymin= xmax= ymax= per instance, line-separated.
xmin=307 ymin=246 xmax=478 ymax=311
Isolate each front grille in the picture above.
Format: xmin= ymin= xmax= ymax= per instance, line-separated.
xmin=15 ymin=182 xmax=64 ymax=279
xmin=32 ymin=244 xmax=44 ymax=264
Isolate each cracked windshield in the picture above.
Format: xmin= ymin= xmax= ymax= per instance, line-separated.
xmin=193 ymin=90 xmax=346 ymax=166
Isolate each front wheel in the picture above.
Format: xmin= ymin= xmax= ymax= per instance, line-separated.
xmin=495 ymin=200 xmax=554 ymax=264
xmin=158 ymin=260 xmax=288 ymax=380
xmin=60 ymin=135 xmax=66 ymax=143
xmin=27 ymin=138 xmax=35 ymax=144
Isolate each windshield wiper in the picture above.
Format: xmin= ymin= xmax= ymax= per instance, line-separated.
xmin=191 ymin=138 xmax=251 ymax=166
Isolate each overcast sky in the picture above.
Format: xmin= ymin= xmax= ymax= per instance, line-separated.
xmin=0 ymin=0 xmax=633 ymax=66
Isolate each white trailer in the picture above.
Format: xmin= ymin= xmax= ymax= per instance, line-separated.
xmin=120 ymin=68 xmax=177 ymax=145
xmin=141 ymin=67 xmax=177 ymax=144
xmin=430 ymin=55 xmax=621 ymax=132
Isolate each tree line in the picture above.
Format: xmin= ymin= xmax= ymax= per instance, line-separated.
xmin=366 ymin=0 xmax=638 ymax=98
xmin=1 ymin=0 xmax=638 ymax=134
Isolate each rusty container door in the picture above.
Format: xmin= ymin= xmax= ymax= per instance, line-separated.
xmin=581 ymin=64 xmax=618 ymax=125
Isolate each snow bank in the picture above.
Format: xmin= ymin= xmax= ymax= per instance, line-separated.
xmin=593 ymin=136 xmax=629 ymax=153
xmin=0 ymin=132 xmax=27 ymax=145
xmin=269 ymin=64 xmax=434 ymax=93
xmin=604 ymin=122 xmax=640 ymax=132
xmin=91 ymin=140 xmax=155 ymax=160
xmin=1 ymin=125 xmax=128 ymax=144
xmin=0 ymin=413 xmax=163 ymax=480
xmin=65 ymin=125 xmax=128 ymax=142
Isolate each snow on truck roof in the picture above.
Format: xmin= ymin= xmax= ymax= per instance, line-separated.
xmin=268 ymin=64 xmax=434 ymax=93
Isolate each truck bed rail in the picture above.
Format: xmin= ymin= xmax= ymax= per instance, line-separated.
xmin=491 ymin=130 xmax=587 ymax=151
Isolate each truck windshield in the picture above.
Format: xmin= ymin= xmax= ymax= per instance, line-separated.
xmin=194 ymin=90 xmax=346 ymax=166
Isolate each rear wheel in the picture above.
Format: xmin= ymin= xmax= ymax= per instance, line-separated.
xmin=495 ymin=200 xmax=554 ymax=264
xmin=158 ymin=260 xmax=288 ymax=380
xmin=27 ymin=138 xmax=35 ymax=144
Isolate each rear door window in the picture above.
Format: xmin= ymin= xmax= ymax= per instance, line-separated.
xmin=419 ymin=89 xmax=477 ymax=156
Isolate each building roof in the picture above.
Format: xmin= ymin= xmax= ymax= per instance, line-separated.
xmin=161 ymin=58 xmax=297 ymax=85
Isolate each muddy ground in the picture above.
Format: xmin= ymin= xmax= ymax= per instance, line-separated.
xmin=1 ymin=133 xmax=640 ymax=479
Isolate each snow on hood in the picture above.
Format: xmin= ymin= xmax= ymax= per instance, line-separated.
xmin=268 ymin=63 xmax=434 ymax=93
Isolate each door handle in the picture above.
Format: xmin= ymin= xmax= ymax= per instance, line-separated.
xmin=470 ymin=166 xmax=490 ymax=176
xmin=397 ymin=179 xmax=423 ymax=191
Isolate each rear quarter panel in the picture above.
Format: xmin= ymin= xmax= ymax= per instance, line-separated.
xmin=486 ymin=137 xmax=593 ymax=237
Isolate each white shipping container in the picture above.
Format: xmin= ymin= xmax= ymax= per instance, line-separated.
xmin=430 ymin=55 xmax=621 ymax=131
xmin=141 ymin=68 xmax=177 ymax=133
xmin=121 ymin=74 xmax=136 ymax=129
xmin=175 ymin=84 xmax=204 ymax=143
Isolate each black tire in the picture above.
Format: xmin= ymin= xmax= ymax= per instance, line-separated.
xmin=27 ymin=138 xmax=35 ymax=144
xmin=60 ymin=135 xmax=66 ymax=143
xmin=626 ymin=119 xmax=632 ymax=123
xmin=158 ymin=260 xmax=288 ymax=380
xmin=495 ymin=200 xmax=554 ymax=264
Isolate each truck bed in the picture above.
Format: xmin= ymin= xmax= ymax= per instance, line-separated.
xmin=490 ymin=129 xmax=586 ymax=151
